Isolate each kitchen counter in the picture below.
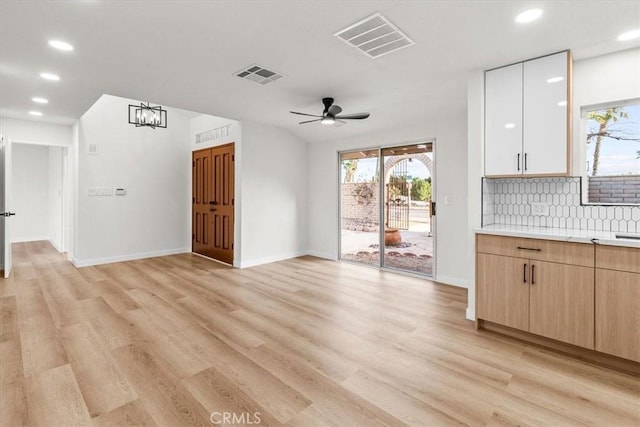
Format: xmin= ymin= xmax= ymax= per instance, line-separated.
xmin=475 ymin=224 xmax=640 ymax=248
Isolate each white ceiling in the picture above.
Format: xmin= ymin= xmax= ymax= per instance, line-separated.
xmin=1 ymin=0 xmax=639 ymax=144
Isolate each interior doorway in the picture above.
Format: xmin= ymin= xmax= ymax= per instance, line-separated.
xmin=192 ymin=143 xmax=235 ymax=264
xmin=339 ymin=141 xmax=435 ymax=276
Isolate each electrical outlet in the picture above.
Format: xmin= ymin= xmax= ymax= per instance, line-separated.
xmin=531 ymin=202 xmax=550 ymax=216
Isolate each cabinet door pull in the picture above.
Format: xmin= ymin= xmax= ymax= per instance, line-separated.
xmin=516 ymin=246 xmax=541 ymax=252
xmin=531 ymin=264 xmax=536 ymax=285
xmin=523 ymin=263 xmax=528 ymax=284
xmin=524 ymin=153 xmax=528 ymax=171
xmin=517 ymin=153 xmax=521 ymax=171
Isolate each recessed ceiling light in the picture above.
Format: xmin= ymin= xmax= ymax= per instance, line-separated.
xmin=515 ymin=8 xmax=543 ymax=24
xmin=40 ymin=72 xmax=60 ymax=81
xmin=32 ymin=97 xmax=48 ymax=104
xmin=617 ymin=29 xmax=640 ymax=41
xmin=557 ymin=100 xmax=567 ymax=107
xmin=547 ymin=76 xmax=564 ymax=83
xmin=48 ymin=40 xmax=74 ymax=51
xmin=504 ymin=123 xmax=516 ymax=129
xmin=29 ymin=111 xmax=43 ymax=116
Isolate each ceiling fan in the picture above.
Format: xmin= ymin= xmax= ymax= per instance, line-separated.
xmin=290 ymin=97 xmax=370 ymax=126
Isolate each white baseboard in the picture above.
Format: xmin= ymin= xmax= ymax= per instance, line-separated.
xmin=239 ymin=251 xmax=308 ymax=268
xmin=12 ymin=236 xmax=49 ymax=243
xmin=305 ymin=250 xmax=337 ymax=260
xmin=49 ymin=239 xmax=63 ymax=253
xmin=434 ymin=274 xmax=468 ymax=289
xmin=71 ymin=247 xmax=191 ymax=268
xmin=466 ymin=307 xmax=476 ymax=321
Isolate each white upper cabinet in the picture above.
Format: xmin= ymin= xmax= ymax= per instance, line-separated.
xmin=523 ymin=52 xmax=569 ymax=175
xmin=485 ymin=63 xmax=523 ymax=176
xmin=485 ymin=51 xmax=571 ymax=177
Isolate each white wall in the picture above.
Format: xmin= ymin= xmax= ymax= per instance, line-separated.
xmin=0 ymin=117 xmax=72 ymax=146
xmin=12 ymin=144 xmax=50 ymax=242
xmin=306 ymin=116 xmax=468 ymax=288
xmin=49 ymin=146 xmax=64 ymax=251
xmin=466 ymin=70 xmax=485 ymax=320
xmin=239 ymin=121 xmax=308 ymax=267
xmin=74 ymin=94 xmax=192 ymax=266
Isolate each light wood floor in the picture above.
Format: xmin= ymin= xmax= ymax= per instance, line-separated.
xmin=1 ymin=241 xmax=638 ymax=426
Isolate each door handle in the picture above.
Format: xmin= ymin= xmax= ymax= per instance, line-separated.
xmin=1 ymin=212 xmax=15 ymax=217
xmin=523 ymin=263 xmax=528 ymax=284
xmin=524 ymin=153 xmax=528 ymax=171
xmin=531 ymin=264 xmax=536 ymax=285
xmin=517 ymin=153 xmax=520 ymax=171
xmin=517 ymin=246 xmax=541 ymax=252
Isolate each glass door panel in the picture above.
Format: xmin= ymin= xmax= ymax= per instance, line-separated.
xmin=339 ymin=150 xmax=380 ymax=266
xmin=381 ymin=143 xmax=434 ymax=276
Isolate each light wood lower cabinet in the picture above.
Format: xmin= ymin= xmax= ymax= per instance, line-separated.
xmin=476 ymin=234 xmax=595 ymax=349
xmin=529 ymin=260 xmax=594 ymax=348
xmin=595 ymin=247 xmax=640 ymax=363
xmin=477 ymin=253 xmax=529 ymax=331
xmin=477 ymin=234 xmax=640 ymax=363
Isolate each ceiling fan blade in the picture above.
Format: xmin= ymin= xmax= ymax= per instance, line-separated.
xmin=335 ymin=112 xmax=370 ymax=120
xmin=290 ymin=111 xmax=323 ymax=118
xmin=328 ymin=105 xmax=342 ymax=115
xmin=334 ymin=119 xmax=347 ymax=127
xmin=299 ymin=118 xmax=323 ymax=124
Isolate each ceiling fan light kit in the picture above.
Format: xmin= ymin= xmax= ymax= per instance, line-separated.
xmin=290 ymin=97 xmax=370 ymax=126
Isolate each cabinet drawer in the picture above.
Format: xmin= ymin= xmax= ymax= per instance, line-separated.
xmin=477 ymin=234 xmax=594 ymax=267
xmin=596 ymin=245 xmax=640 ymax=274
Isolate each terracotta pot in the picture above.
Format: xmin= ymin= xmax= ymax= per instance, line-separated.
xmin=384 ymin=228 xmax=402 ymax=246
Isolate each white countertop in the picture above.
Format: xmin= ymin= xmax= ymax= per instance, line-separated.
xmin=475 ymin=224 xmax=640 ymax=248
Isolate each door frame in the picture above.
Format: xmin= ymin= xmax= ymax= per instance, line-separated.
xmin=337 ymin=138 xmax=437 ymax=278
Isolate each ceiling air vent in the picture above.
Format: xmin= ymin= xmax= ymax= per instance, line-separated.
xmin=235 ymin=64 xmax=284 ymax=85
xmin=334 ymin=13 xmax=414 ymax=59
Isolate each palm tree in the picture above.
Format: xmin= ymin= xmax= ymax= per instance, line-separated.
xmin=586 ymin=107 xmax=628 ymax=176
xmin=343 ymin=159 xmax=358 ymax=183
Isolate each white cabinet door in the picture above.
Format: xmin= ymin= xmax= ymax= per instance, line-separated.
xmin=523 ymin=52 xmax=569 ymax=175
xmin=485 ymin=63 xmax=523 ymax=176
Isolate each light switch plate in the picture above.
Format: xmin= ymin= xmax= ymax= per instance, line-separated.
xmin=531 ymin=202 xmax=550 ymax=216
xmin=88 ymin=187 xmax=113 ymax=196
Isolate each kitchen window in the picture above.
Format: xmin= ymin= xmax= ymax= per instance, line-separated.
xmin=584 ymin=99 xmax=640 ymax=205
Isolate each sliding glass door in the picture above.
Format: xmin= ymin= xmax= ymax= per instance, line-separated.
xmin=339 ymin=142 xmax=434 ymax=277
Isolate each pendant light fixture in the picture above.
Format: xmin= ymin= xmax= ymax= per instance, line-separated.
xmin=128 ymin=102 xmax=167 ymax=129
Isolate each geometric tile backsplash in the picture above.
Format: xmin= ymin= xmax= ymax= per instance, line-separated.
xmin=483 ymin=177 xmax=640 ymax=233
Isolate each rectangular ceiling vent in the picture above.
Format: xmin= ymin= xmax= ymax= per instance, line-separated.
xmin=334 ymin=13 xmax=414 ymax=59
xmin=235 ymin=64 xmax=284 ymax=85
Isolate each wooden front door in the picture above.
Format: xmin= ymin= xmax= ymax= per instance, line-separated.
xmin=192 ymin=143 xmax=234 ymax=264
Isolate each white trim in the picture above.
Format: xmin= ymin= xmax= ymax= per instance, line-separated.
xmin=12 ymin=236 xmax=49 ymax=243
xmin=466 ymin=307 xmax=476 ymax=321
xmin=434 ymin=274 xmax=468 ymax=289
xmin=49 ymin=238 xmax=63 ymax=253
xmin=306 ymin=250 xmax=337 ymax=260
xmin=239 ymin=251 xmax=307 ymax=268
xmin=71 ymin=247 xmax=190 ymax=268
